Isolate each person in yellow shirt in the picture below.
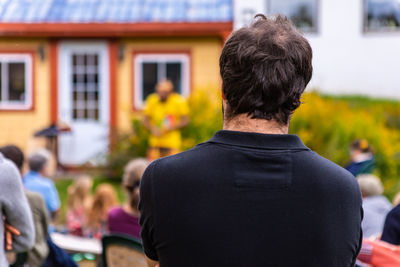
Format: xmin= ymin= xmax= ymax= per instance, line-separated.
xmin=143 ymin=80 xmax=189 ymax=160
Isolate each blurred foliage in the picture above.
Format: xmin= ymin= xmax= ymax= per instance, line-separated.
xmin=106 ymin=87 xmax=222 ymax=180
xmin=291 ymin=92 xmax=400 ymax=200
xmin=106 ymin=89 xmax=400 ymax=200
xmin=181 ymin=87 xmax=223 ymax=150
xmin=107 ymin=119 xmax=150 ymax=179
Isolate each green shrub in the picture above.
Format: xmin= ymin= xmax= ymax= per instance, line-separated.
xmin=181 ymin=88 xmax=223 ymax=150
xmin=291 ymin=92 xmax=400 ymax=200
xmin=107 ymin=118 xmax=149 ymax=179
xmin=106 ymin=89 xmax=400 ymax=200
xmin=106 ymin=87 xmax=222 ymax=179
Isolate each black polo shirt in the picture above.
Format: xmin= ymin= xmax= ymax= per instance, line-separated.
xmin=139 ymin=130 xmax=363 ymax=267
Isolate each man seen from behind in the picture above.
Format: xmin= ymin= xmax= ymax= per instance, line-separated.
xmin=139 ymin=15 xmax=363 ymax=267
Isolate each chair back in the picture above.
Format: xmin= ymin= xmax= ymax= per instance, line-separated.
xmin=102 ymin=234 xmax=147 ymax=267
xmin=7 ymin=252 xmax=27 ymax=267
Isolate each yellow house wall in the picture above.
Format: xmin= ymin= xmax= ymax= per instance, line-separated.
xmin=0 ymin=39 xmax=51 ymax=153
xmin=0 ymin=37 xmax=223 ymax=153
xmin=116 ymin=37 xmax=223 ymax=132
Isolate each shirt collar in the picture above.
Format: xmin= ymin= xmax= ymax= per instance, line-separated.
xmin=206 ymin=130 xmax=309 ymax=150
xmin=353 ymin=153 xmax=373 ymax=163
xmin=25 ymin=170 xmax=40 ymax=178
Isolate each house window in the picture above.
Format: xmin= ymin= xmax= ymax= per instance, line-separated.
xmin=364 ymin=0 xmax=400 ymax=31
xmin=134 ymin=53 xmax=190 ymax=109
xmin=266 ymin=0 xmax=318 ymax=33
xmin=71 ymin=53 xmax=100 ymax=121
xmin=0 ymin=54 xmax=32 ymax=110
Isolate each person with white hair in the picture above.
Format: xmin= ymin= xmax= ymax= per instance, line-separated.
xmin=23 ymin=150 xmax=60 ymax=219
xmin=358 ymin=174 xmax=392 ymax=238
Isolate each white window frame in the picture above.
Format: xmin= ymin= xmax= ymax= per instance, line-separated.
xmin=0 ymin=54 xmax=33 ymax=110
xmin=266 ymin=0 xmax=319 ymax=33
xmin=71 ymin=53 xmax=100 ymax=121
xmin=133 ymin=53 xmax=190 ymax=109
xmin=363 ymin=0 xmax=400 ymax=32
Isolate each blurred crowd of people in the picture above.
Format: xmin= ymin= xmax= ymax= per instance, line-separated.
xmin=0 ymin=143 xmax=149 ymax=266
xmin=1 ymin=84 xmax=400 ymax=266
xmin=65 ymin=158 xmax=149 ymax=241
xmin=343 ymin=139 xmax=400 ymax=266
xmin=3 ymin=137 xmax=400 ymax=267
xmin=0 ymin=79 xmax=190 ymax=266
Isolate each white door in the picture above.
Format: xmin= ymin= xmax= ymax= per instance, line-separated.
xmin=58 ymin=42 xmax=109 ymax=165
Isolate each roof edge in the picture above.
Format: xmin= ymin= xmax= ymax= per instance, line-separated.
xmin=0 ymin=22 xmax=233 ymax=38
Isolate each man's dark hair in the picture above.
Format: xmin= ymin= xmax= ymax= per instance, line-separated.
xmin=219 ymin=14 xmax=313 ymax=124
xmin=0 ymin=145 xmax=24 ymax=171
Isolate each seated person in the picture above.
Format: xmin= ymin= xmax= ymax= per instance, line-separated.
xmin=358 ymin=174 xmax=392 ymax=238
xmin=0 ymin=145 xmax=49 ymax=266
xmin=66 ymin=175 xmax=93 ymax=236
xmin=108 ymin=158 xmax=149 ymax=239
xmin=345 ymin=139 xmax=375 ymax=177
xmin=87 ymin=184 xmax=118 ymax=239
xmin=0 ymin=152 xmax=34 ymax=266
xmin=382 ymin=195 xmax=400 ymax=245
xmin=23 ymin=150 xmax=61 ymax=219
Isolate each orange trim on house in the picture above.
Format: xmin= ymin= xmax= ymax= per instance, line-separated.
xmin=131 ymin=49 xmax=192 ymax=111
xmin=109 ymin=41 xmax=117 ymax=128
xmin=221 ymin=30 xmax=231 ymax=43
xmin=0 ymin=22 xmax=233 ymax=39
xmin=0 ymin=50 xmax=36 ymax=112
xmin=108 ymin=40 xmax=118 ymax=148
xmin=49 ymin=41 xmax=58 ymax=122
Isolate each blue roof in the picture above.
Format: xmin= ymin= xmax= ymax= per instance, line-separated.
xmin=0 ymin=0 xmax=232 ymax=23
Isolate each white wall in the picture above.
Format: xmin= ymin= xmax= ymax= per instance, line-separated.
xmin=234 ymin=0 xmax=400 ymax=99
xmin=233 ymin=0 xmax=266 ymax=29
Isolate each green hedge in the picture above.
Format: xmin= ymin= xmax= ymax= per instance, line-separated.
xmin=106 ymin=90 xmax=400 ymax=200
xmin=291 ymin=93 xmax=400 ymax=199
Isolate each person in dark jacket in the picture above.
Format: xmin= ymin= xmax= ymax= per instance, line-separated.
xmin=381 ymin=203 xmax=400 ymax=245
xmin=346 ymin=139 xmax=375 ymax=177
xmin=139 ymin=14 xmax=363 ymax=267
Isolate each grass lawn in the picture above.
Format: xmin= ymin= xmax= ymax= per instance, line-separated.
xmin=54 ymin=176 xmax=126 ymax=225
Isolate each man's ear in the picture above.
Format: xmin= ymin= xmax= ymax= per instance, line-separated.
xmin=221 ymin=89 xmax=226 ymax=100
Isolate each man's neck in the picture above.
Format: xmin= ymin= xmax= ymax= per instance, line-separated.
xmin=223 ymin=114 xmax=289 ymax=135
